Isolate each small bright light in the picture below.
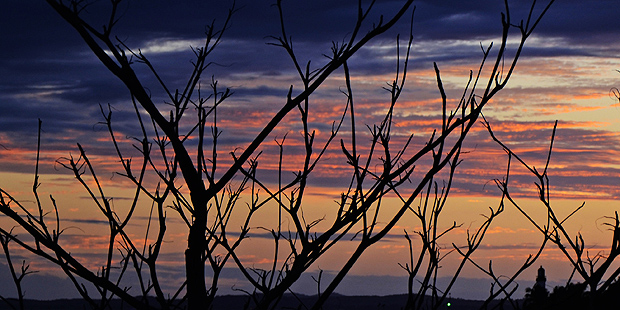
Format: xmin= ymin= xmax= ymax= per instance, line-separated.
xmin=447 ymin=302 xmax=451 ymax=307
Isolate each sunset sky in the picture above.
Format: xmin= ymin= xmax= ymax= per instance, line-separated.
xmin=1 ymin=0 xmax=620 ymax=301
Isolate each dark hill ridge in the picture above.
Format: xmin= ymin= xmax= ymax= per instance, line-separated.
xmin=0 ymin=294 xmax=515 ymax=310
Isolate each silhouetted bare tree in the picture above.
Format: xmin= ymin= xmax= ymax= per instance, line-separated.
xmin=486 ymin=114 xmax=620 ymax=310
xmin=395 ymin=1 xmax=554 ymax=309
xmin=0 ymin=0 xmax=554 ymax=309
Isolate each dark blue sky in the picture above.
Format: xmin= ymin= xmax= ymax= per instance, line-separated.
xmin=1 ymin=0 xmax=612 ymax=159
xmin=2 ymin=0 xmax=618 ymax=196
xmin=1 ymin=0 xmax=616 ymax=133
xmin=1 ymin=0 xmax=614 ymax=129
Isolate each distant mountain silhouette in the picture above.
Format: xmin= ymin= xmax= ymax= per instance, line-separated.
xmin=0 ymin=294 xmax=517 ymax=310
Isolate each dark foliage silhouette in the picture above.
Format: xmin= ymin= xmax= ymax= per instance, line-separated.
xmin=487 ymin=86 xmax=620 ymax=310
